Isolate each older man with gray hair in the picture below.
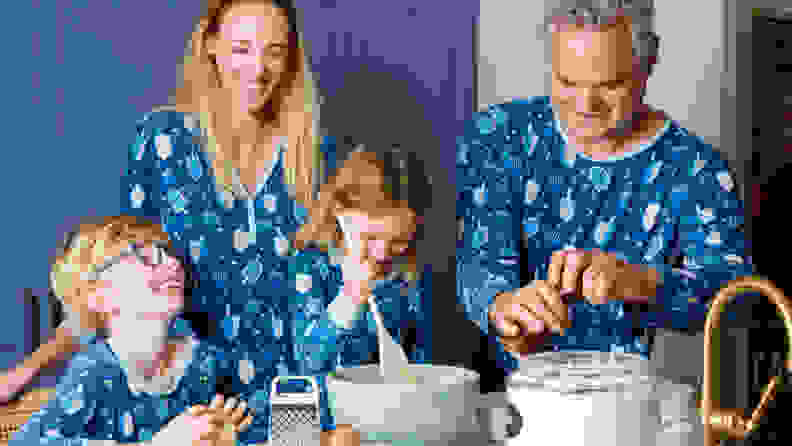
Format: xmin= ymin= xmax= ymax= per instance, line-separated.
xmin=457 ymin=1 xmax=755 ymax=370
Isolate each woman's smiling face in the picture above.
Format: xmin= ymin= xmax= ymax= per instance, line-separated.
xmin=208 ymin=1 xmax=293 ymax=114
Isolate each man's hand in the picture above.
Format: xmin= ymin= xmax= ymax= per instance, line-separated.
xmin=547 ymin=248 xmax=660 ymax=305
xmin=488 ymin=280 xmax=570 ymax=356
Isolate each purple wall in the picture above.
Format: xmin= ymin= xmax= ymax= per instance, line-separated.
xmin=1 ymin=0 xmax=476 ymax=381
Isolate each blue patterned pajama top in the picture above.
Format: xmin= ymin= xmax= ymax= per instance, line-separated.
xmin=456 ymin=97 xmax=756 ymax=373
xmin=286 ymin=248 xmax=432 ymax=377
xmin=117 ymin=107 xmax=343 ymax=444
xmin=11 ymin=335 xmax=249 ymax=445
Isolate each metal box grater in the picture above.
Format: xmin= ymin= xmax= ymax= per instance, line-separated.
xmin=269 ymin=376 xmax=320 ymax=446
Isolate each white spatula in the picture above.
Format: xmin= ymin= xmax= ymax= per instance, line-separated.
xmin=368 ymin=295 xmax=414 ymax=383
xmin=336 ymin=213 xmax=416 ymax=384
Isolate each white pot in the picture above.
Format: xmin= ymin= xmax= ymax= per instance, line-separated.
xmin=327 ymin=364 xmax=521 ymax=445
xmin=504 ymin=351 xmax=705 ymax=446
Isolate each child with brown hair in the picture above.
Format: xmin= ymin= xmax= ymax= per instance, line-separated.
xmin=11 ymin=215 xmax=252 ymax=446
xmin=288 ymin=146 xmax=434 ymax=379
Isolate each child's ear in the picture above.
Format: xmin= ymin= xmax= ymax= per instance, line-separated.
xmin=83 ymin=280 xmax=115 ymax=314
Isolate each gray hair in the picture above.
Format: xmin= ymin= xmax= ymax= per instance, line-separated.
xmin=543 ymin=0 xmax=660 ymax=75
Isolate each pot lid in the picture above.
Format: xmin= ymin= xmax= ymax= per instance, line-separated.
xmin=508 ymin=351 xmax=656 ymax=395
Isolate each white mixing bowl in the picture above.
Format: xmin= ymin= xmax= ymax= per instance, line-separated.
xmin=327 ymin=363 xmax=520 ymax=445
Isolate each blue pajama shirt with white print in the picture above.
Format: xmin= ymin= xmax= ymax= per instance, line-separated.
xmin=13 ymin=248 xmax=433 ymax=446
xmin=10 ymin=336 xmax=248 ymax=445
xmin=288 ymin=248 xmax=432 ymax=377
xmin=457 ymin=96 xmax=757 ymax=374
xmin=115 ymin=108 xmax=342 ymax=444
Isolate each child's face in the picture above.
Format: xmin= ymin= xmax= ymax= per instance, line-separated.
xmin=337 ymin=208 xmax=417 ymax=266
xmin=90 ymin=243 xmax=185 ymax=322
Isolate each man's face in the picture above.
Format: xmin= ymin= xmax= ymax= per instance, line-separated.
xmin=96 ymin=244 xmax=186 ymax=322
xmin=550 ymin=21 xmax=648 ymax=142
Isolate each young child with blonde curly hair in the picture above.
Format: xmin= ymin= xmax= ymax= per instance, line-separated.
xmin=11 ymin=215 xmax=252 ymax=446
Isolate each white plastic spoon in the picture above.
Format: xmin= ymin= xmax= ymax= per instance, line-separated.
xmin=336 ymin=213 xmax=416 ymax=384
xmin=367 ymin=294 xmax=414 ymax=383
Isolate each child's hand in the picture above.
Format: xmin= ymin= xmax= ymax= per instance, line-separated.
xmin=156 ymin=394 xmax=252 ymax=446
xmin=339 ymin=252 xmax=379 ymax=306
xmin=337 ymin=214 xmax=386 ymax=305
xmin=155 ymin=405 xmax=222 ymax=446
xmin=0 ymin=366 xmax=34 ymax=403
xmin=189 ymin=394 xmax=254 ymax=433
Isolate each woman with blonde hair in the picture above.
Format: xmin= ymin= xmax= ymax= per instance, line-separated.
xmin=1 ymin=0 xmax=350 ymax=444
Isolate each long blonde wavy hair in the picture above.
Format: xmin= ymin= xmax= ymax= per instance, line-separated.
xmin=168 ymin=0 xmax=323 ymax=207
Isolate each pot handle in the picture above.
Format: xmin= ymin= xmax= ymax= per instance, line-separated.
xmin=475 ymin=392 xmax=523 ymax=443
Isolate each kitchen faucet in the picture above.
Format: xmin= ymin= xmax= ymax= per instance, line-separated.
xmin=700 ymin=276 xmax=792 ymax=445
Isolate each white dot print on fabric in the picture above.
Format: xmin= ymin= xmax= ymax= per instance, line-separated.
xmin=643 ymin=203 xmax=661 ymax=232
xmin=724 ymin=254 xmax=744 ymax=265
xmin=274 ymin=236 xmax=290 ymax=257
xmin=524 ymin=180 xmax=540 ymax=205
xmin=295 ymin=273 xmax=313 ymax=294
xmin=696 ymin=204 xmax=716 ymax=224
xmin=123 ymin=411 xmax=134 ymax=437
xmin=473 ymin=183 xmax=487 ymax=207
xmin=189 ymin=237 xmax=204 ymax=264
xmin=155 ymin=134 xmax=173 ymax=160
xmin=705 ymin=231 xmax=723 ymax=246
xmin=183 ymin=114 xmax=197 ymax=133
xmin=218 ymin=189 xmax=235 ymax=209
xmin=594 ymin=216 xmax=617 ymax=247
xmin=260 ymin=194 xmax=277 ymax=213
xmin=239 ymin=358 xmax=255 ymax=385
xmin=523 ymin=122 xmax=540 ymax=157
xmin=559 ymin=188 xmax=575 ymax=223
xmin=716 ymin=170 xmax=734 ymax=192
xmin=691 ymin=152 xmax=707 ymax=176
xmin=234 ymin=229 xmax=253 ymax=252
xmin=130 ymin=184 xmax=145 ymax=209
